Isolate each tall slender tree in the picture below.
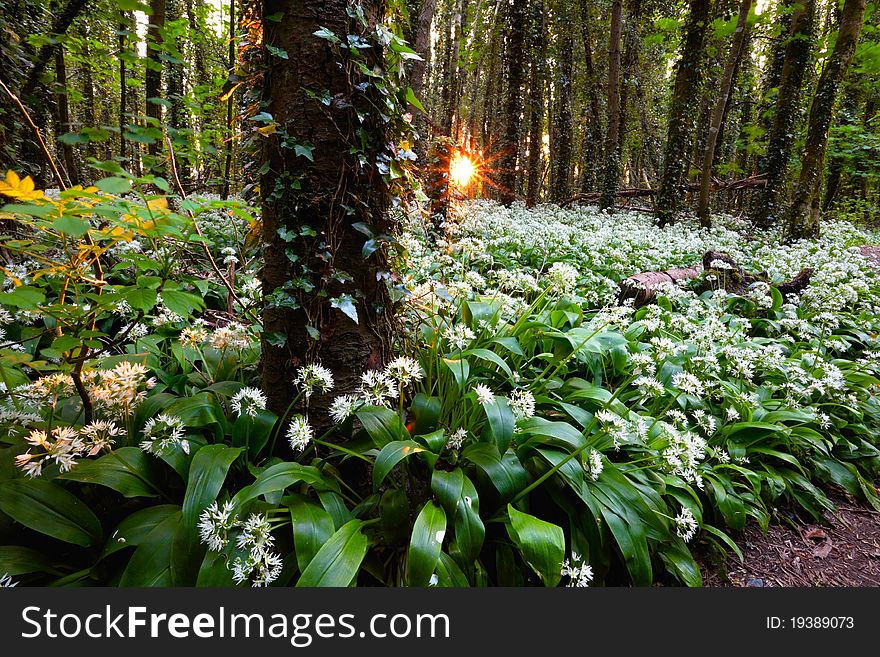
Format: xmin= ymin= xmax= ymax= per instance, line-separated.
xmin=750 ymin=0 xmax=815 ymax=228
xmin=549 ymin=8 xmax=574 ymax=203
xmin=498 ymin=0 xmax=525 ymax=205
xmin=145 ymin=0 xmax=167 ymax=161
xmin=599 ymin=0 xmax=623 ymax=211
xmin=697 ymin=0 xmax=753 ymax=226
xmin=785 ymin=0 xmax=868 ymax=239
xmin=655 ymin=0 xmax=713 ymax=226
xmin=526 ymin=0 xmax=546 ymax=207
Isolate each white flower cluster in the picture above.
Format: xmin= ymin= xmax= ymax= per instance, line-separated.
xmin=15 ymin=421 xmax=122 ymax=478
xmin=140 ymin=413 xmax=188 ymax=455
xmin=198 ymin=502 xmax=283 ymax=587
xmin=560 ymin=552 xmax=594 ymax=587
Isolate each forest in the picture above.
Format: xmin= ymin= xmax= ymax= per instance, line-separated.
xmin=0 ymin=0 xmax=879 ymax=588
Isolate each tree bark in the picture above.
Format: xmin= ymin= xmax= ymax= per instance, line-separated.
xmin=549 ymin=26 xmax=574 ymax=203
xmin=260 ymin=0 xmax=394 ymax=426
xmin=20 ymin=0 xmax=89 ymax=99
xmin=221 ymin=0 xmax=235 ymax=198
xmin=145 ymin=0 xmax=167 ymax=161
xmin=53 ymin=42 xmax=78 ymax=186
xmin=577 ymin=0 xmax=604 ymax=194
xmin=525 ymin=0 xmax=545 ymax=207
xmin=697 ymin=0 xmax=753 ymax=227
xmin=409 ymin=0 xmax=438 ymax=160
xmin=655 ymin=0 xmax=713 ymax=226
xmin=599 ymin=0 xmax=623 ymax=211
xmin=750 ymin=0 xmax=814 ymax=228
xmin=498 ymin=0 xmax=525 ymax=205
xmin=785 ymin=0 xmax=867 ymax=240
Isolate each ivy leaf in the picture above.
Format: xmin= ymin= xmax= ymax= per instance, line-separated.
xmin=331 ymin=295 xmax=358 ymax=324
xmin=313 ymin=27 xmax=340 ymax=44
xmin=294 ymin=142 xmax=315 ymax=161
xmin=266 ymin=44 xmax=289 ymax=59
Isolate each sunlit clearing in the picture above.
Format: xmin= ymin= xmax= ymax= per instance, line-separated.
xmin=450 ymin=152 xmax=476 ymax=188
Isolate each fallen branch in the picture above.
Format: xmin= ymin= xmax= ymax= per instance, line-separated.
xmin=618 ymin=250 xmax=813 ymax=306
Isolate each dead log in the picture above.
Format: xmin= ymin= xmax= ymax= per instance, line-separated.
xmin=618 ymin=250 xmax=813 ymax=306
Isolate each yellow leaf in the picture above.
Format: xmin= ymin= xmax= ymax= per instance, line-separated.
xmin=0 ymin=170 xmax=46 ymax=201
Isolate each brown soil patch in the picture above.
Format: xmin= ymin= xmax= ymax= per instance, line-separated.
xmin=700 ymin=495 xmax=880 ymax=587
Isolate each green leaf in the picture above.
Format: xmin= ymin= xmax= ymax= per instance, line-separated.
xmin=518 ymin=417 xmax=586 ymax=452
xmin=372 ymin=440 xmax=426 ymax=491
xmin=266 ymin=44 xmax=289 ymax=59
xmin=0 ymin=479 xmax=101 ymax=547
xmin=288 ymin=495 xmax=335 ymax=573
xmin=57 ymin=447 xmax=165 ymax=498
xmin=406 ymin=501 xmax=447 ymax=586
xmin=233 ymin=462 xmax=330 ymax=507
xmin=313 ymin=27 xmax=340 ymax=43
xmin=118 ymin=511 xmax=183 ymax=586
xmin=405 ymin=86 xmax=426 ymax=114
xmin=442 ymin=358 xmax=470 ymax=388
xmin=101 ymin=504 xmax=181 ymax=559
xmin=461 ymin=443 xmax=529 ymax=499
xmin=0 ymin=545 xmax=62 ymax=576
xmin=160 ymin=289 xmax=205 ymax=318
xmin=294 ymin=142 xmax=315 ymax=160
xmin=481 ymin=395 xmax=515 ymax=453
xmin=410 ymin=393 xmax=441 ymax=435
xmin=0 ymin=285 xmax=45 ymax=309
xmin=181 ymin=445 xmax=242 ymax=547
xmin=431 ymin=469 xmax=484 ymax=564
xmin=95 ymin=176 xmax=133 ymax=195
xmin=122 ymin=286 xmax=158 ymax=312
xmin=330 ymin=295 xmax=358 ymax=324
xmin=52 ymin=215 xmax=90 ymax=237
xmin=356 ymin=406 xmax=409 ymax=448
xmin=296 ymin=519 xmax=368 ymax=587
xmin=506 ymin=504 xmax=564 ymax=586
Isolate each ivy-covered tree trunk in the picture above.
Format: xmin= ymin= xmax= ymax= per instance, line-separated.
xmin=525 ymin=0 xmax=545 ymax=207
xmin=167 ymin=0 xmax=192 ymax=186
xmin=498 ymin=0 xmax=525 ymax=205
xmin=409 ymin=0 xmax=438 ymax=161
xmin=697 ymin=0 xmax=752 ymax=227
xmin=750 ymin=0 xmax=814 ymax=228
xmin=599 ymin=0 xmax=623 ymax=211
xmin=145 ymin=0 xmax=166 ymax=161
xmin=549 ymin=26 xmax=573 ymax=203
xmin=577 ymin=0 xmax=603 ymax=194
xmin=785 ymin=0 xmax=867 ymax=240
xmin=655 ymin=0 xmax=712 ymax=227
xmin=260 ymin=0 xmax=394 ymax=425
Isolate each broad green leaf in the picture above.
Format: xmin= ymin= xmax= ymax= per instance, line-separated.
xmin=101 ymin=504 xmax=181 ymax=559
xmin=518 ymin=417 xmax=586 ymax=452
xmin=461 ymin=443 xmax=529 ymax=499
xmin=432 ymin=469 xmax=484 ymax=564
xmin=122 ymin=286 xmax=158 ymax=312
xmin=296 ymin=519 xmax=368 ymax=587
xmin=95 ymin=176 xmax=133 ymax=195
xmin=506 ymin=504 xmax=564 ymax=586
xmin=481 ymin=395 xmax=515 ymax=453
xmin=52 ymin=215 xmax=90 ymax=237
xmin=58 ymin=447 xmax=165 ymax=498
xmin=442 ymin=358 xmax=470 ymax=388
xmin=181 ymin=445 xmax=242 ymax=547
xmin=233 ymin=462 xmax=330 ymax=508
xmin=406 ymin=501 xmax=447 ymax=586
xmin=356 ymin=406 xmax=409 ymax=448
xmin=118 ymin=511 xmax=183 ymax=587
xmin=160 ymin=289 xmax=205 ymax=318
xmin=373 ymin=440 xmax=426 ymax=491
xmin=288 ymin=495 xmax=335 ymax=573
xmin=0 ymin=479 xmax=101 ymax=547
xmin=0 ymin=545 xmax=62 ymax=576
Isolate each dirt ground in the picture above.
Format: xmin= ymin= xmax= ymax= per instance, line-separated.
xmin=699 ymin=493 xmax=880 ymax=587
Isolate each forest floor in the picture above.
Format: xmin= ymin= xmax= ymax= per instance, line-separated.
xmin=698 ymin=243 xmax=880 ymax=588
xmin=699 ymin=492 xmax=880 ymax=587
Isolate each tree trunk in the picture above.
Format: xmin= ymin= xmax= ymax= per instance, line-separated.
xmin=599 ymin=0 xmax=623 ymax=211
xmin=785 ymin=0 xmax=867 ymax=240
xmin=53 ymin=43 xmax=78 ymax=186
xmin=20 ymin=0 xmax=89 ymax=100
xmin=409 ymin=0 xmax=438 ymax=160
xmin=145 ymin=0 xmax=166 ymax=162
xmin=697 ymin=0 xmax=753 ymax=227
xmin=655 ymin=0 xmax=712 ymax=226
xmin=119 ymin=11 xmax=130 ymax=161
xmin=498 ymin=0 xmax=525 ymax=205
xmin=577 ymin=0 xmax=604 ymax=194
xmin=166 ymin=0 xmax=191 ymax=186
xmin=525 ymin=0 xmax=545 ymax=207
xmin=549 ymin=26 xmax=574 ymax=203
xmin=260 ymin=0 xmax=394 ymax=426
xmin=750 ymin=0 xmax=814 ymax=228
xmin=439 ymin=0 xmax=465 ymax=136
xmin=221 ymin=0 xmax=235 ymax=198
